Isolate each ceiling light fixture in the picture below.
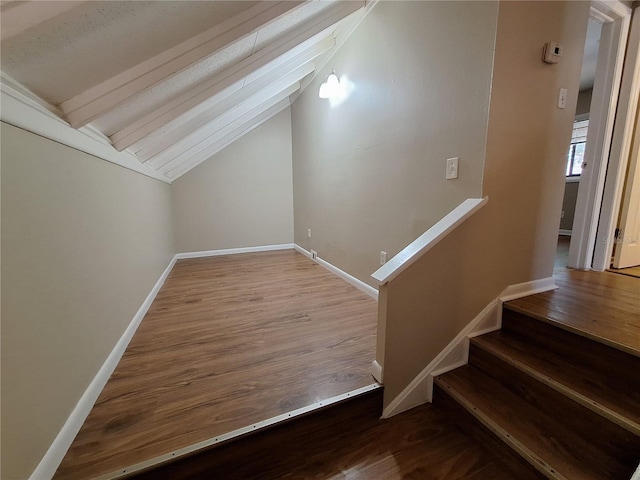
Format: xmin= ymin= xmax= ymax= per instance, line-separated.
xmin=319 ymin=70 xmax=341 ymax=99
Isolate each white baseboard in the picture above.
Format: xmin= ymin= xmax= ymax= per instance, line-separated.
xmin=175 ymin=243 xmax=294 ymax=259
xmin=293 ymin=245 xmax=378 ymax=300
xmin=293 ymin=244 xmax=313 ymax=258
xmin=558 ymin=229 xmax=572 ymax=236
xmin=371 ymin=360 xmax=383 ymax=384
xmin=499 ymin=276 xmax=556 ymax=302
xmin=381 ymin=299 xmax=501 ymax=419
xmin=381 ymin=276 xmax=559 ymax=419
xmin=29 ymin=256 xmax=177 ymax=480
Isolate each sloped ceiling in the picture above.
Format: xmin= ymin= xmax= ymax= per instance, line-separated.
xmin=0 ymin=0 xmax=372 ymax=181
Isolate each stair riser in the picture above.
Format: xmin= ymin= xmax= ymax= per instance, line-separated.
xmin=468 ymin=342 xmax=640 ymax=467
xmin=502 ymin=307 xmax=640 ymax=388
xmin=433 ymin=384 xmax=544 ymax=480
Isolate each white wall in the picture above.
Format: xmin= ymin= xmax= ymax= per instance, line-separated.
xmin=380 ymin=0 xmax=590 ymax=406
xmin=292 ymin=1 xmax=499 ymax=286
xmin=1 ymin=122 xmax=175 ymax=480
xmin=172 ymin=108 xmax=294 ymax=253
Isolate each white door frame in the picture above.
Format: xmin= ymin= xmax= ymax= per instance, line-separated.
xmin=593 ymin=4 xmax=640 ymax=271
xmin=568 ymin=0 xmax=632 ymax=270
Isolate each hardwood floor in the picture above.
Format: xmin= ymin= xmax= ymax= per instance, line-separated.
xmin=609 ymin=265 xmax=640 ymax=279
xmin=130 ymin=389 xmax=535 ymax=480
xmin=54 ymin=240 xmax=638 ymax=479
xmin=55 ymin=250 xmax=378 ymax=480
xmin=508 ymin=237 xmax=640 ymax=356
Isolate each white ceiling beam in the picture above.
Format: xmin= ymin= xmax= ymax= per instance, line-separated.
xmin=0 ymin=73 xmax=170 ymax=184
xmin=0 ymin=71 xmax=64 ymax=117
xmin=148 ymin=82 xmax=299 ymax=170
xmin=155 ymin=84 xmax=299 ymax=175
xmin=295 ymin=1 xmax=377 ymax=101
xmin=60 ymin=1 xmax=305 ymax=128
xmin=112 ymin=1 xmax=363 ymax=149
xmin=166 ymin=99 xmax=291 ymax=180
xmin=1 ymin=1 xmax=86 ymax=41
xmin=134 ymin=61 xmax=315 ymax=161
xmin=112 ymin=34 xmax=335 ymax=152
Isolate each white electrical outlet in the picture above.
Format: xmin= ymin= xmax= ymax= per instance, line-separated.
xmin=311 ymin=250 xmax=318 ymax=260
xmin=380 ymin=251 xmax=387 ymax=265
xmin=446 ymin=157 xmax=459 ymax=180
xmin=307 ymin=228 xmax=312 ymax=238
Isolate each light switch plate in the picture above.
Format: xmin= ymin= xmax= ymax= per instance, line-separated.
xmin=558 ymin=88 xmax=567 ymax=109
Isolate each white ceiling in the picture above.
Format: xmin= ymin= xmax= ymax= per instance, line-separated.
xmin=0 ymin=0 xmax=372 ymax=181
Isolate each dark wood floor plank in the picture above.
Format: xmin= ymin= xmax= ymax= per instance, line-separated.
xmin=506 ymin=265 xmax=640 ymax=356
xmin=433 ymin=384 xmax=544 ymax=480
xmin=473 ymin=329 xmax=640 ymax=435
xmin=467 ymin=342 xmax=640 ymax=465
xmin=435 ymin=365 xmax=638 ymax=480
xmin=130 ymin=389 xmax=535 ymax=480
xmin=55 ymin=250 xmax=378 ymax=480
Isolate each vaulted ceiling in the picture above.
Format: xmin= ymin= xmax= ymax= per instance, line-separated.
xmin=0 ymin=0 xmax=373 ymax=181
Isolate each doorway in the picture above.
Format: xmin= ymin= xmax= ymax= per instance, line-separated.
xmin=594 ymin=2 xmax=640 ymax=273
xmin=608 ymin=96 xmax=640 ymax=275
xmin=558 ymin=19 xmax=601 ymax=241
xmin=567 ymin=1 xmax=637 ymax=272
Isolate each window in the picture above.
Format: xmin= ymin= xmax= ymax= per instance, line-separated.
xmin=566 ymin=120 xmax=588 ymax=177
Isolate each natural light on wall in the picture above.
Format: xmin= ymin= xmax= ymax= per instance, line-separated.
xmin=318 ymin=70 xmax=353 ymax=107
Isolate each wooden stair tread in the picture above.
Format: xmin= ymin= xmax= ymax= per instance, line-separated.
xmin=433 ymin=385 xmax=545 ymax=480
xmin=435 ymin=365 xmax=636 ymax=480
xmin=466 ymin=337 xmax=640 ymax=470
xmin=501 ymin=307 xmax=640 ymax=370
xmin=504 ymin=280 xmax=640 ymax=357
xmin=472 ymin=330 xmax=640 ymax=435
xmin=505 ymin=267 xmax=640 ymax=358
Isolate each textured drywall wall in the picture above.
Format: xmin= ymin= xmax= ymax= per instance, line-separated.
xmin=1 ymin=123 xmax=175 ymax=480
xmin=291 ymin=1 xmax=498 ymax=287
xmin=172 ymin=108 xmax=294 ymax=253
xmin=381 ymin=0 xmax=590 ymax=407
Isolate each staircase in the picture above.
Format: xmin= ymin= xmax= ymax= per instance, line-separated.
xmin=434 ymin=302 xmax=640 ymax=480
